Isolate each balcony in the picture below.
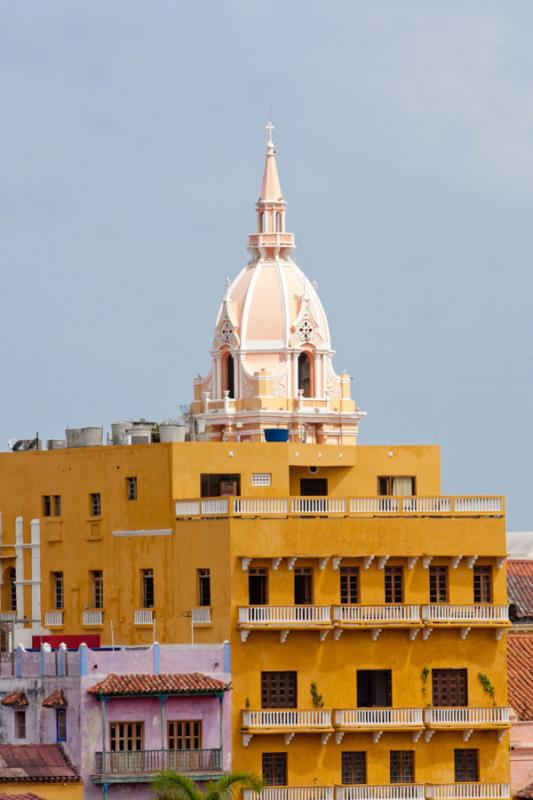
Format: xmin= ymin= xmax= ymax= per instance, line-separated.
xmin=244 ymin=788 xmax=333 ymax=800
xmin=192 ymin=607 xmax=212 ymax=624
xmin=134 ymin=609 xmax=154 ymax=625
xmin=425 ymin=786 xmax=510 ymax=800
xmin=176 ymin=495 xmax=504 ymax=520
xmin=336 ymin=788 xmax=424 ymax=800
xmin=421 ymin=605 xmax=510 ymax=640
xmin=0 ymin=611 xmax=16 ymax=623
xmin=83 ymin=609 xmax=103 ymax=626
xmin=44 ymin=610 xmax=64 ymax=627
xmin=242 ymin=709 xmax=333 ymax=745
xmin=424 ymin=707 xmax=510 ymax=741
xmin=334 ymin=708 xmax=423 ymax=743
xmin=93 ymin=748 xmax=222 ymax=781
xmin=239 ymin=605 xmax=332 ymax=642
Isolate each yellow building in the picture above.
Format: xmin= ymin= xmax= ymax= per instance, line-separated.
xmin=0 ymin=126 xmax=510 ymax=797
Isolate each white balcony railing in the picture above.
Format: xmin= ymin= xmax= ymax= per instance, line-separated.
xmin=0 ymin=611 xmax=16 ymax=622
xmin=134 ymin=609 xmax=154 ymax=625
xmin=242 ymin=709 xmax=332 ymax=729
xmin=334 ymin=708 xmax=423 ymax=728
xmin=244 ymin=789 xmax=334 ymax=800
xmin=239 ymin=606 xmax=331 ymax=625
xmin=336 ymin=788 xmax=424 ymax=800
xmin=234 ymin=498 xmax=289 ymax=515
xmin=424 ymin=707 xmax=510 ymax=726
xmin=192 ymin=607 xmax=212 ymax=624
xmin=83 ymin=610 xmax=103 ymax=626
xmin=421 ymin=605 xmax=509 ymax=624
xmin=176 ymin=495 xmax=504 ymax=519
xmin=45 ymin=611 xmax=64 ymax=626
xmin=291 ymin=497 xmax=346 ymax=515
xmin=333 ymin=605 xmax=420 ymax=624
xmin=425 ymin=785 xmax=510 ymax=800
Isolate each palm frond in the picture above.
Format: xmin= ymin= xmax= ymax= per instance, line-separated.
xmin=205 ymin=770 xmax=263 ymax=800
xmin=152 ymin=770 xmax=204 ymax=800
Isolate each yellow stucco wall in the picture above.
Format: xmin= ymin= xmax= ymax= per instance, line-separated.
xmin=0 ymin=782 xmax=83 ymax=798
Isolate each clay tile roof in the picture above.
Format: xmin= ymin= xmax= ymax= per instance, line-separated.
xmin=88 ymin=672 xmax=229 ymax=697
xmin=508 ymin=634 xmax=533 ymax=720
xmin=508 ymin=560 xmax=533 ymax=621
xmin=0 ymin=744 xmax=79 ymax=783
xmin=1 ymin=692 xmax=28 ymax=708
xmin=516 ymin=784 xmax=533 ymax=800
xmin=0 ymin=793 xmax=47 ymax=800
xmin=42 ymin=690 xmax=67 ymax=708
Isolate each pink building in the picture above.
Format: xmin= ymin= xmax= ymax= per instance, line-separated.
xmin=0 ymin=641 xmax=232 ymax=799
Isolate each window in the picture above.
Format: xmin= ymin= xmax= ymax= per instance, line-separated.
xmin=342 ymin=752 xmax=366 ymax=784
xmin=14 ymin=710 xmax=26 ymax=739
xmin=7 ymin=568 xmax=16 ymax=611
xmin=262 ymin=752 xmax=287 ymax=785
xmin=200 ymin=474 xmax=241 ymax=497
xmin=432 ymin=669 xmax=468 ymax=707
xmin=261 ymin=671 xmax=297 ymax=708
xmin=90 ymin=492 xmax=101 ymax=517
xmin=454 ymin=749 xmax=479 ymax=781
xmin=168 ymin=720 xmax=201 ymax=750
xmin=110 ymin=721 xmax=144 ymax=752
xmin=429 ymin=566 xmax=449 ymax=603
xmin=249 ymin=568 xmax=268 ymax=605
xmin=385 ymin=566 xmax=403 ymax=603
xmin=223 ymin=354 xmax=235 ymax=399
xmin=126 ymin=477 xmax=137 ymax=501
xmin=91 ymin=570 xmax=104 ymax=609
xmin=390 ymin=750 xmax=414 ymax=783
xmin=52 ymin=572 xmax=64 ymax=610
xmin=340 ymin=567 xmax=359 ymax=604
xmin=357 ymin=670 xmax=392 ymax=707
xmin=298 ymin=351 xmax=312 ymax=397
xmin=252 ymin=473 xmax=272 ymax=486
xmin=56 ymin=708 xmax=67 ymax=742
xmin=474 ymin=566 xmax=492 ymax=603
xmin=198 ymin=569 xmax=211 ymax=606
xmin=43 ymin=495 xmax=61 ymax=517
xmin=378 ymin=476 xmax=416 ymax=496
xmin=43 ymin=495 xmax=52 ymax=517
xmin=142 ymin=569 xmax=154 ymax=608
xmin=300 ymin=478 xmax=328 ymax=496
xmin=294 ymin=567 xmax=313 ymax=604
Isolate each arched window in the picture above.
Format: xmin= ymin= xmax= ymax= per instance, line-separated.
xmin=259 ymin=211 xmax=265 ymax=232
xmin=222 ymin=353 xmax=235 ymax=399
xmin=298 ymin=352 xmax=312 ymax=398
xmin=275 ymin=211 xmax=282 ymax=232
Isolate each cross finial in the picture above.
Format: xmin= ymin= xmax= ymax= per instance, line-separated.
xmin=266 ymin=119 xmax=274 ymax=148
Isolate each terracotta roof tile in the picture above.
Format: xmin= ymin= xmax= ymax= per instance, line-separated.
xmin=42 ymin=690 xmax=67 ymax=708
xmin=0 ymin=794 xmax=47 ymax=800
xmin=88 ymin=672 xmax=229 ymax=697
xmin=508 ymin=560 xmax=533 ymax=621
xmin=516 ymin=783 xmax=533 ymax=799
xmin=508 ymin=634 xmax=533 ymax=720
xmin=0 ymin=745 xmax=79 ymax=783
xmin=1 ymin=692 xmax=28 ymax=708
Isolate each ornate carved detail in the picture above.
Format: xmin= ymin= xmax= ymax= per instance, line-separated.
xmin=271 ymin=366 xmax=288 ymax=398
xmin=290 ymin=286 xmax=323 ymax=348
xmin=324 ymin=360 xmax=341 ymax=398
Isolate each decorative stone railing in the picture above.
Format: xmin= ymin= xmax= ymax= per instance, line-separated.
xmin=44 ymin=611 xmax=64 ymax=626
xmin=134 ymin=609 xmax=154 ymax=625
xmin=336 ymin=788 xmax=424 ymax=800
xmin=421 ymin=605 xmax=509 ymax=624
xmin=333 ymin=605 xmax=421 ymax=624
xmin=239 ymin=606 xmax=331 ymax=626
xmin=244 ymin=789 xmax=334 ymax=800
xmin=242 ymin=709 xmax=332 ymax=729
xmin=334 ymin=707 xmax=423 ymax=728
xmin=83 ymin=610 xmax=103 ymax=626
xmin=424 ymin=707 xmax=510 ymax=726
xmin=425 ymin=785 xmax=510 ymax=799
xmin=192 ymin=607 xmax=212 ymax=624
xmin=176 ymin=495 xmax=504 ymax=519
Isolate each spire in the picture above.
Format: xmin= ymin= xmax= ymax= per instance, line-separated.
xmin=259 ymin=120 xmax=283 ymax=203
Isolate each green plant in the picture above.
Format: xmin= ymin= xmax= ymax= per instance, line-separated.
xmin=310 ymin=681 xmax=324 ymax=709
xmin=421 ymin=665 xmax=430 ymax=706
xmin=244 ymin=696 xmax=251 ymax=710
xmin=152 ymin=771 xmax=263 ymax=800
xmin=478 ymin=672 xmax=496 ymax=706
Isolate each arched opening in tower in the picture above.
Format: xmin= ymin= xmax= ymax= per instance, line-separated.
xmin=224 ymin=354 xmax=235 ymax=399
xmin=298 ymin=352 xmax=312 ymax=398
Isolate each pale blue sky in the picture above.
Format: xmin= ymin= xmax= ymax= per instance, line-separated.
xmin=1 ymin=2 xmax=532 ymax=528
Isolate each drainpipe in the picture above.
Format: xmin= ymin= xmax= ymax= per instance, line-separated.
xmin=103 ymin=783 xmax=109 ymax=800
